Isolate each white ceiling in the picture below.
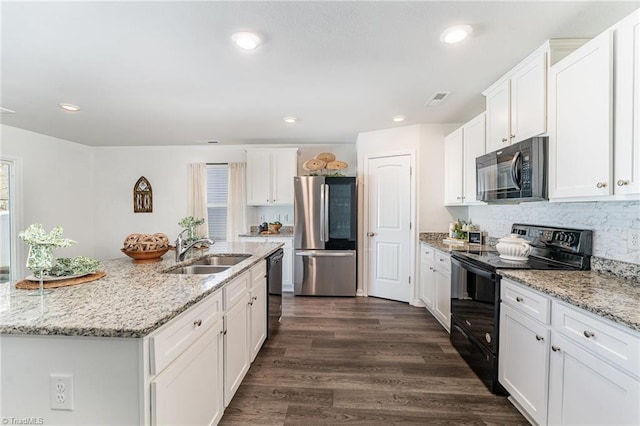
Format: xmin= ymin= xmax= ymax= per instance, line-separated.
xmin=1 ymin=1 xmax=637 ymax=147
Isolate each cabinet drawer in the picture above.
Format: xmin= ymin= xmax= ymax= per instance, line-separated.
xmin=250 ymin=260 xmax=267 ymax=290
xmin=224 ymin=271 xmax=250 ymax=310
xmin=434 ymin=251 xmax=450 ymax=273
xmin=420 ymin=243 xmax=436 ymax=265
xmin=149 ymin=290 xmax=223 ymax=375
xmin=501 ymin=279 xmax=551 ymax=324
xmin=552 ymin=301 xmax=640 ymax=377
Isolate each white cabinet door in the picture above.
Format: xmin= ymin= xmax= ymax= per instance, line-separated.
xmin=433 ymin=269 xmax=451 ymax=333
xmin=510 ymin=52 xmax=547 ymax=143
xmin=418 ymin=244 xmax=435 ymax=309
xmin=462 ymin=113 xmax=485 ymax=204
xmin=271 ymin=149 xmax=298 ymax=204
xmin=499 ymin=304 xmax=550 ymax=426
xmin=485 ymin=80 xmax=511 ymax=153
xmin=151 ymin=319 xmax=224 ymax=426
xmin=549 ymin=30 xmax=613 ymax=199
xmin=444 ymin=128 xmax=464 ymax=205
xmin=282 ymin=246 xmax=293 ymax=289
xmin=249 ymin=273 xmax=267 ymax=361
xmin=614 ymin=10 xmax=640 ymax=196
xmin=246 ymin=150 xmax=272 ymax=205
xmin=223 ymin=292 xmax=250 ymax=407
xmin=548 ymin=333 xmax=640 ymax=426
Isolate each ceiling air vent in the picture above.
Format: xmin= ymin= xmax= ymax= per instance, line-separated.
xmin=0 ymin=107 xmax=16 ymax=114
xmin=425 ymin=91 xmax=450 ymax=107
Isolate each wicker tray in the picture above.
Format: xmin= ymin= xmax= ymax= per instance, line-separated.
xmin=15 ymin=271 xmax=106 ymax=290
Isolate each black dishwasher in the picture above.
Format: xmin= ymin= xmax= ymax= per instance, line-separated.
xmin=266 ymin=249 xmax=283 ymax=338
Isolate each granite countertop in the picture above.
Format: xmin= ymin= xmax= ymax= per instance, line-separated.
xmin=500 ymin=270 xmax=640 ymax=332
xmin=419 ymin=233 xmax=494 ymax=253
xmin=0 ymin=242 xmax=283 ymax=338
xmin=238 ymin=232 xmax=293 ymax=238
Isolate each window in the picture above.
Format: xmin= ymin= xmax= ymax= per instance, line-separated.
xmin=207 ymin=165 xmax=228 ymax=241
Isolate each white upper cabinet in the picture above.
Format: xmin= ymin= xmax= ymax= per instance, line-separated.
xmin=246 ymin=148 xmax=298 ymax=206
xmin=444 ymin=113 xmax=486 ymax=206
xmin=484 ymin=40 xmax=586 ymax=153
xmin=549 ymin=31 xmax=614 ymax=199
xmin=614 ymin=10 xmax=640 ymax=196
xmin=444 ymin=128 xmax=464 ymax=205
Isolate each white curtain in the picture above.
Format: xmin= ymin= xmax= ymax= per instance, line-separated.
xmin=226 ymin=163 xmax=248 ymax=242
xmin=188 ymin=163 xmax=209 ymax=238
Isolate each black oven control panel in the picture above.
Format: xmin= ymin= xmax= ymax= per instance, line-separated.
xmin=511 ymin=224 xmax=592 ymax=254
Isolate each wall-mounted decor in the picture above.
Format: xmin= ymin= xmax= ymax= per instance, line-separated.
xmin=133 ymin=176 xmax=153 ymax=213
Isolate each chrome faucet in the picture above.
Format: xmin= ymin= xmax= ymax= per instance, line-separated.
xmin=175 ymin=229 xmax=215 ymax=262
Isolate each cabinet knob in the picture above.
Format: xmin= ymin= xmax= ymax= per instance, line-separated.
xmin=617 ymin=179 xmax=629 ymax=186
xmin=252 ymin=296 xmax=258 ymax=301
xmin=501 ymin=138 xmax=508 ymax=143
xmin=193 ymin=319 xmax=202 ymax=327
xmin=516 ymin=296 xmax=524 ymax=303
xmin=367 ymin=232 xmax=377 ymax=237
xmin=551 ymin=345 xmax=561 ymax=352
xmin=596 ymin=182 xmax=607 ymax=188
xmin=535 ymin=335 xmax=544 ymax=341
xmin=583 ymin=330 xmax=595 ymax=338
xmin=510 ymin=134 xmax=516 ymax=139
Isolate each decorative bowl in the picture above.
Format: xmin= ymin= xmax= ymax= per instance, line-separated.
xmin=120 ymin=248 xmax=169 ymax=264
xmin=496 ymin=234 xmax=532 ymax=261
xmin=268 ymin=223 xmax=282 ymax=234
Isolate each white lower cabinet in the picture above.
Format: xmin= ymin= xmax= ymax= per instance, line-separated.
xmin=548 ymin=333 xmax=640 ymax=425
xmin=223 ymin=275 xmax=251 ymax=408
xmin=151 ymin=319 xmax=224 ymax=426
xmin=419 ymin=243 xmax=450 ymax=333
xmin=500 ymin=279 xmax=640 ymax=425
xmin=249 ymin=261 xmax=268 ymax=361
xmin=240 ymin=237 xmax=293 ymax=291
xmin=499 ymin=303 xmax=550 ymax=425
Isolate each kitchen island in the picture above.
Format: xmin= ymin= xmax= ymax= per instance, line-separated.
xmin=0 ymin=241 xmax=283 ymax=425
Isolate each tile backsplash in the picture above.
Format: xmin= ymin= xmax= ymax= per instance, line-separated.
xmin=468 ymin=201 xmax=640 ymax=265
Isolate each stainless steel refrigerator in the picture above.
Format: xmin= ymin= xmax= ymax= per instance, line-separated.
xmin=293 ymin=176 xmax=357 ymax=296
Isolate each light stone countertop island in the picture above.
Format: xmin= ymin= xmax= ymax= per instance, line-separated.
xmin=0 ymin=241 xmax=283 ymax=337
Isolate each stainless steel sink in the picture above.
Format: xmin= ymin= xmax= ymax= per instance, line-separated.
xmin=191 ymin=254 xmax=251 ymax=266
xmin=165 ymin=265 xmax=231 ymax=275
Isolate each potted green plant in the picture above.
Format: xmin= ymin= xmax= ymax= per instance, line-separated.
xmin=178 ymin=216 xmax=210 ymax=248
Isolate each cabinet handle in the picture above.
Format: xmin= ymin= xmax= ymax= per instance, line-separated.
xmin=552 ymin=345 xmax=561 ymax=352
xmin=516 ymin=296 xmax=524 ymax=302
xmin=501 ymin=138 xmax=508 ymax=143
xmin=617 ymin=179 xmax=629 ymax=186
xmin=535 ymin=335 xmax=544 ymax=341
xmin=596 ymin=182 xmax=607 ymax=188
xmin=193 ymin=319 xmax=202 ymax=327
xmin=248 ymin=300 xmax=254 ymax=306
xmin=223 ymin=330 xmax=227 ymax=335
xmin=252 ymin=296 xmax=258 ymax=301
xmin=583 ymin=330 xmax=595 ymax=338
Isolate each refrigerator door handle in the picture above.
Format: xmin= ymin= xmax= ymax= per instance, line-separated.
xmin=319 ymin=183 xmax=326 ymax=243
xmin=323 ymin=184 xmax=330 ymax=242
xmin=296 ymin=251 xmax=355 ymax=257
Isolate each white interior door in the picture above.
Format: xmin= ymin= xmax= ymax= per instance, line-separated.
xmin=367 ymin=155 xmax=411 ymax=302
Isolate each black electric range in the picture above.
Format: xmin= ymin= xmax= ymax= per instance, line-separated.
xmin=449 ymin=224 xmax=592 ymax=395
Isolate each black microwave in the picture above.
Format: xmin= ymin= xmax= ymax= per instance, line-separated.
xmin=476 ymin=136 xmax=547 ymax=203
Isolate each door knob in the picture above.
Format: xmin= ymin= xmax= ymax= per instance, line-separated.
xmin=367 ymin=232 xmax=377 ymax=237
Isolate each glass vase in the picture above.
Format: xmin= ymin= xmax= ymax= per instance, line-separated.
xmin=26 ymin=244 xmax=54 ymax=296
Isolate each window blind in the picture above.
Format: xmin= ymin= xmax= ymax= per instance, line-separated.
xmin=207 ymin=165 xmax=228 ymax=241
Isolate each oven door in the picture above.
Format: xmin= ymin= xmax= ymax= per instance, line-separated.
xmin=450 ymin=257 xmax=500 ymax=354
xmin=477 ymin=145 xmax=522 ymax=202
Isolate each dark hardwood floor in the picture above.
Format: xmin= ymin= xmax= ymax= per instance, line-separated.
xmin=220 ymin=294 xmax=528 ymax=425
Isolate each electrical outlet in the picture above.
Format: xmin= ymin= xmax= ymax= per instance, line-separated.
xmin=629 ymin=229 xmax=640 ymax=251
xmin=50 ymin=374 xmax=74 ymax=410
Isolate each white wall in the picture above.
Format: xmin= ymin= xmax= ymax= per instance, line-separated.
xmin=469 ymin=201 xmax=640 ymax=264
xmin=1 ymin=125 xmax=95 ymax=278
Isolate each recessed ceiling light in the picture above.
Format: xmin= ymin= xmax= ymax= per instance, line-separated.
xmin=59 ymin=103 xmax=80 ymax=112
xmin=392 ymin=115 xmax=407 ymax=122
xmin=440 ymin=25 xmax=473 ymax=44
xmin=282 ymin=116 xmax=298 ymax=124
xmin=232 ymin=32 xmax=262 ymax=50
